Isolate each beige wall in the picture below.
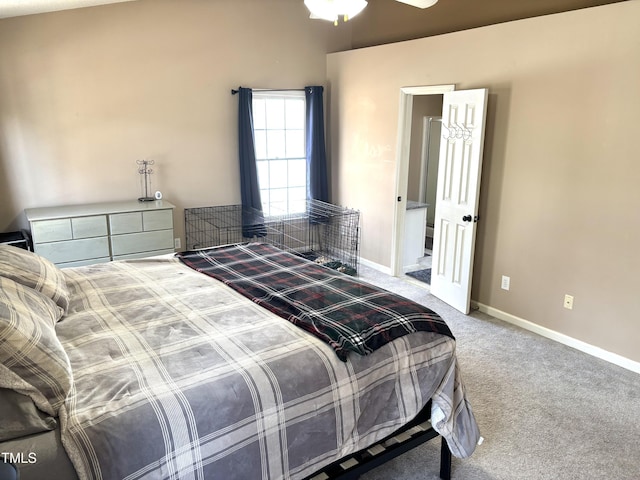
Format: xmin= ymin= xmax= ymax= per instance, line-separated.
xmin=0 ymin=0 xmax=351 ymax=242
xmin=327 ymin=1 xmax=640 ymax=363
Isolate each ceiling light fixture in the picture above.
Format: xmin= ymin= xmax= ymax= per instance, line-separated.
xmin=395 ymin=0 xmax=438 ymax=8
xmin=304 ymin=0 xmax=368 ymax=26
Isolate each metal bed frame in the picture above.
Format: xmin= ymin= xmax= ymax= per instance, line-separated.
xmin=304 ymin=401 xmax=451 ymax=480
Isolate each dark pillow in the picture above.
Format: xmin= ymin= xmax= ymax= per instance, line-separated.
xmin=0 ymin=461 xmax=18 ymax=480
xmin=0 ymin=388 xmax=57 ymax=442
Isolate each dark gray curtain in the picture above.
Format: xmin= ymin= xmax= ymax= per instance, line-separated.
xmin=237 ymin=87 xmax=267 ymax=238
xmin=305 ymin=86 xmax=329 ymax=203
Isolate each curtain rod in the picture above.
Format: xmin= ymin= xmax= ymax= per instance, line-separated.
xmin=231 ymin=88 xmax=306 ymax=95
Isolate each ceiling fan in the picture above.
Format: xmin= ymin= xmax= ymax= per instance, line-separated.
xmin=305 ymin=0 xmax=438 ymax=25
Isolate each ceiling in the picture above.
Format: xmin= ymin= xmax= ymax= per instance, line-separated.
xmin=349 ymin=0 xmax=629 ymax=48
xmin=0 ymin=0 xmax=629 ymax=48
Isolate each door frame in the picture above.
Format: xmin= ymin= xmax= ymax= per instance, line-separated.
xmin=391 ymin=84 xmax=455 ymax=277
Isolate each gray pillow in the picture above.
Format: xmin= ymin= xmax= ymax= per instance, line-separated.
xmin=0 ymin=245 xmax=70 ymax=314
xmin=0 ymin=388 xmax=57 ymax=442
xmin=0 ymin=276 xmax=72 ymax=416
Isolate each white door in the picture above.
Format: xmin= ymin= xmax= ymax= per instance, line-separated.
xmin=430 ymin=89 xmax=488 ymax=314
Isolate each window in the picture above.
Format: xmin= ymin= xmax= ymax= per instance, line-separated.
xmin=252 ymin=91 xmax=306 ymax=217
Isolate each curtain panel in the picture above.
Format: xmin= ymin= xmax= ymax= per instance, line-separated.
xmin=305 ymin=86 xmax=329 ymax=203
xmin=237 ymin=87 xmax=267 ymax=238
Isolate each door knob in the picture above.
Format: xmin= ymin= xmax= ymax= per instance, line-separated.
xmin=462 ymin=215 xmax=472 ymax=222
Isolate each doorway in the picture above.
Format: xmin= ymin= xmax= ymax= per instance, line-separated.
xmin=393 ymin=86 xmax=489 ymax=314
xmin=403 ymin=115 xmax=443 ymax=286
xmin=403 ymin=108 xmax=443 ymax=284
xmin=391 ymin=85 xmax=454 ymax=279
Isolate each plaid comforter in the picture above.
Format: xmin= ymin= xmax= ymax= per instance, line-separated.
xmin=56 ymin=257 xmax=480 ymax=480
xmin=177 ymin=243 xmax=454 ymax=361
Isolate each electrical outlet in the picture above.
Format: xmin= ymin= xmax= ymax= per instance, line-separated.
xmin=564 ymin=294 xmax=574 ymax=310
xmin=174 ymin=238 xmax=181 ymax=249
xmin=501 ymin=275 xmax=510 ymax=291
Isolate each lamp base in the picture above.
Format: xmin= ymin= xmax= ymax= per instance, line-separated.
xmin=138 ymin=197 xmax=155 ymax=202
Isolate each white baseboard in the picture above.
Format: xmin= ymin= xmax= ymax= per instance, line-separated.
xmin=359 ymin=257 xmax=392 ymax=275
xmin=472 ymin=302 xmax=640 ymax=375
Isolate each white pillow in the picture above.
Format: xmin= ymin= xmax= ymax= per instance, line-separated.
xmin=0 ymin=245 xmax=70 ymax=314
xmin=0 ymin=276 xmax=72 ymax=416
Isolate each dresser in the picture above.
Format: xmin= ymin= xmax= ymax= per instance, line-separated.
xmin=25 ymin=200 xmax=175 ymax=267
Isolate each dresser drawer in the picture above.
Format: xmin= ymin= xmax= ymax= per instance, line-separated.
xmin=31 ymin=219 xmax=73 ymax=243
xmin=143 ymin=209 xmax=173 ymax=231
xmin=34 ymin=237 xmax=110 ymax=264
xmin=57 ymin=257 xmax=111 ymax=269
xmin=109 ymin=212 xmax=143 ymax=235
xmin=110 ymin=230 xmax=174 ymax=257
xmin=112 ymin=249 xmax=175 ymax=261
xmin=71 ymin=215 xmax=108 ymax=239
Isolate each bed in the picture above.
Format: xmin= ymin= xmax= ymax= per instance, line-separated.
xmin=0 ymin=243 xmax=480 ymax=480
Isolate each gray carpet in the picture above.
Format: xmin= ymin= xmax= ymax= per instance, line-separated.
xmin=356 ymin=264 xmax=640 ymax=480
